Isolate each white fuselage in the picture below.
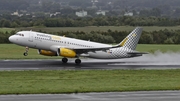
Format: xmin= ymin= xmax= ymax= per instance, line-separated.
xmin=9 ymin=31 xmax=139 ymax=59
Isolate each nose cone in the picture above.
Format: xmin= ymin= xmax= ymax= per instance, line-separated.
xmin=9 ymin=35 xmax=15 ymax=43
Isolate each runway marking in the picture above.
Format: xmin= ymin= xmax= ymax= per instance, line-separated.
xmin=108 ymin=62 xmax=180 ymax=65
xmin=0 ymin=91 xmax=180 ymax=101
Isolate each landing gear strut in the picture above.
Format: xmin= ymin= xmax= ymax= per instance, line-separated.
xmin=62 ymin=58 xmax=68 ymax=63
xmin=75 ymin=59 xmax=81 ymax=64
xmin=23 ymin=46 xmax=29 ymax=56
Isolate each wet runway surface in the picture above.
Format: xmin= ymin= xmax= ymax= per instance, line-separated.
xmin=1 ymin=56 xmax=180 ymax=70
xmin=1 ymin=52 xmax=180 ymax=70
xmin=0 ymin=91 xmax=180 ymax=101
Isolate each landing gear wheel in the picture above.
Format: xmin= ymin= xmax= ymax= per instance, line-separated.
xmin=62 ymin=58 xmax=68 ymax=63
xmin=23 ymin=52 xmax=28 ymax=56
xmin=23 ymin=46 xmax=29 ymax=56
xmin=75 ymin=59 xmax=81 ymax=64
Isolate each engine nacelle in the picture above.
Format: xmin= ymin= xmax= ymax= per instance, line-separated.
xmin=38 ymin=49 xmax=57 ymax=56
xmin=58 ymin=48 xmax=76 ymax=58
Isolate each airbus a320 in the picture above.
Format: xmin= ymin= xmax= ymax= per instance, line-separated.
xmin=9 ymin=27 xmax=147 ymax=64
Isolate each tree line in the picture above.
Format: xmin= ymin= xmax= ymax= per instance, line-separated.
xmin=1 ymin=16 xmax=180 ymax=28
xmin=2 ymin=29 xmax=180 ymax=44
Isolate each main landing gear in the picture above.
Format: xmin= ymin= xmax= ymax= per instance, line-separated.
xmin=62 ymin=58 xmax=81 ymax=64
xmin=62 ymin=58 xmax=68 ymax=63
xmin=23 ymin=46 xmax=29 ymax=56
xmin=75 ymin=59 xmax=81 ymax=64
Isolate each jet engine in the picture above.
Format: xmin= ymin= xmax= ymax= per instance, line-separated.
xmin=57 ymin=48 xmax=77 ymax=58
xmin=38 ymin=49 xmax=57 ymax=56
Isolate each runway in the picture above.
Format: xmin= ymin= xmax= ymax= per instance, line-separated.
xmin=0 ymin=91 xmax=180 ymax=101
xmin=1 ymin=52 xmax=180 ymax=70
xmin=1 ymin=58 xmax=180 ymax=70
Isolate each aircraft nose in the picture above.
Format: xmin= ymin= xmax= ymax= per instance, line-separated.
xmin=9 ymin=35 xmax=15 ymax=43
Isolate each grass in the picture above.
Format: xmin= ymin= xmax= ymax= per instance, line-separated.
xmin=0 ymin=28 xmax=15 ymax=33
xmin=1 ymin=26 xmax=180 ymax=33
xmin=0 ymin=44 xmax=60 ymax=59
xmin=0 ymin=44 xmax=180 ymax=59
xmin=0 ymin=70 xmax=180 ymax=94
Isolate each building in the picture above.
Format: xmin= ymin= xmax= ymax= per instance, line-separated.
xmin=96 ymin=10 xmax=106 ymax=16
xmin=75 ymin=11 xmax=87 ymax=17
xmin=50 ymin=12 xmax=61 ymax=17
xmin=124 ymin=12 xmax=133 ymax=16
xmin=11 ymin=10 xmax=23 ymax=17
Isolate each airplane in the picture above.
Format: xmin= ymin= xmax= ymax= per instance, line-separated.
xmin=8 ymin=27 xmax=147 ymax=64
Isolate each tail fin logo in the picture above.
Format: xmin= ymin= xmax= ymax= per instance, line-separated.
xmin=132 ymin=33 xmax=136 ymax=37
xmin=120 ymin=38 xmax=128 ymax=46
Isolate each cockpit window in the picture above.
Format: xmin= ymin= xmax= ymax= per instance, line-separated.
xmin=15 ymin=33 xmax=24 ymax=36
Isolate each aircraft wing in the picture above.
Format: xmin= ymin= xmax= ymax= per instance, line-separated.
xmin=50 ymin=45 xmax=121 ymax=54
xmin=49 ymin=37 xmax=128 ymax=54
xmin=70 ymin=37 xmax=128 ymax=54
xmin=69 ymin=45 xmax=121 ymax=54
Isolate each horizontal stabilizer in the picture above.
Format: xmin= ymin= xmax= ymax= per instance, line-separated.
xmin=127 ymin=52 xmax=148 ymax=57
xmin=127 ymin=52 xmax=148 ymax=55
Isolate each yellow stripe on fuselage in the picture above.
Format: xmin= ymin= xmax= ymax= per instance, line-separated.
xmin=52 ymin=36 xmax=61 ymax=40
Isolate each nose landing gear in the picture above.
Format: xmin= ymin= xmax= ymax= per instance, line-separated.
xmin=23 ymin=47 xmax=29 ymax=56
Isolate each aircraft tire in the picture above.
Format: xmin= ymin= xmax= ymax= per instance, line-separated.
xmin=75 ymin=59 xmax=81 ymax=64
xmin=62 ymin=58 xmax=68 ymax=63
xmin=23 ymin=52 xmax=28 ymax=56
